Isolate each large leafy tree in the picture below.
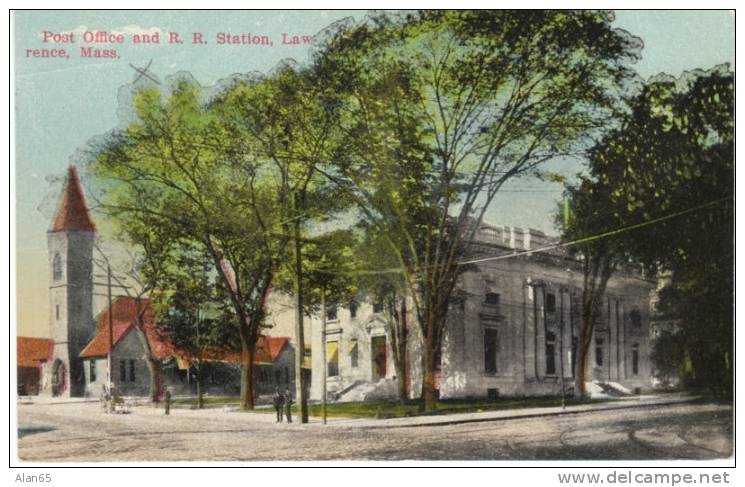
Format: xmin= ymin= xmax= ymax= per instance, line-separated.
xmin=89 ymin=78 xmax=276 ymax=410
xmin=592 ymin=67 xmax=733 ymax=397
xmin=148 ymin=242 xmax=238 ymax=409
xmin=560 ymin=178 xmax=631 ymax=398
xmin=314 ymin=10 xmax=641 ymax=410
xmin=562 ymin=66 xmax=733 ymax=398
xmin=212 ymin=65 xmax=349 ymax=421
xmin=353 ymin=226 xmax=412 ymax=402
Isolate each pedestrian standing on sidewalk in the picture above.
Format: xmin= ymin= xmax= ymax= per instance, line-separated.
xmin=284 ymin=388 xmax=293 ymax=423
xmin=273 ymin=388 xmax=284 ymax=423
xmin=164 ymin=386 xmax=171 ymax=415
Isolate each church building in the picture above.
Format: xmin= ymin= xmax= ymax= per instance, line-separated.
xmin=42 ymin=165 xmax=97 ymax=397
xmin=18 ymin=166 xmax=295 ymax=399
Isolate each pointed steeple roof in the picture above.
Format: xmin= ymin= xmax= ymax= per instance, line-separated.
xmin=50 ymin=165 xmax=96 ymax=233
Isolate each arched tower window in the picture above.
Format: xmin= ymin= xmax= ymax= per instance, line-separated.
xmin=52 ymin=253 xmax=63 ymax=281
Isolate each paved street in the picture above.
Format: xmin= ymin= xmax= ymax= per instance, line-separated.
xmin=17 ymin=400 xmax=732 ymax=462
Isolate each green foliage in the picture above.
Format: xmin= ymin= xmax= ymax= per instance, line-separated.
xmin=587 ymin=66 xmax=733 ymax=262
xmin=212 ymin=64 xmax=354 ymax=296
xmin=89 ymin=77 xmax=283 ymax=409
xmin=313 ymin=10 xmax=641 ymax=408
xmin=149 ymin=243 xmax=239 ymax=360
xmin=285 ymin=229 xmax=361 ymax=314
xmin=249 ymin=396 xmax=605 ymax=419
xmin=650 ymin=330 xmax=686 ymax=388
xmin=563 ymin=66 xmax=733 ymax=398
xmin=605 ymin=69 xmax=733 ymax=399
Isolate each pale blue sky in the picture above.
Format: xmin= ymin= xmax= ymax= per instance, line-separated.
xmin=13 ymin=10 xmax=735 ymax=336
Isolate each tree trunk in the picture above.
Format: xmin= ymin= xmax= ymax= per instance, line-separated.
xmin=573 ymin=248 xmax=615 ymax=399
xmin=574 ymin=314 xmax=591 ymax=399
xmin=292 ymin=192 xmax=309 ymax=423
xmin=196 ymin=363 xmax=204 ymax=409
xmin=421 ymin=350 xmax=437 ymax=412
xmin=421 ymin=332 xmax=438 ymax=412
xmin=206 ymin=239 xmax=270 ymax=412
xmin=147 ymin=357 xmax=161 ymax=403
xmin=132 ymin=303 xmax=161 ymax=403
xmin=393 ymin=297 xmax=408 ymax=403
xmin=240 ymin=341 xmax=256 ymax=410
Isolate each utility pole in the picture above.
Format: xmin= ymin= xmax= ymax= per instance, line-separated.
xmin=107 ymin=263 xmax=114 ymax=389
xmin=321 ymin=285 xmax=327 ymax=425
xmin=559 ymin=288 xmax=566 ymax=410
xmin=292 ymin=191 xmax=309 ymax=423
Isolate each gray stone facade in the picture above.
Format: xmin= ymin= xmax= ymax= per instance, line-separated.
xmin=45 ymin=230 xmax=95 ymax=398
xmin=308 ymin=224 xmax=654 ymax=401
xmin=82 ymin=329 xmax=297 ymax=400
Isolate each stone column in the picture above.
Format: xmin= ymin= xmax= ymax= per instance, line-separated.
xmin=607 ymin=296 xmax=616 ymax=382
xmin=560 ymin=288 xmax=572 ymax=381
xmin=523 ymin=282 xmax=537 ymax=381
xmin=618 ymin=300 xmax=627 ymax=380
xmin=535 ymin=285 xmax=546 ymax=381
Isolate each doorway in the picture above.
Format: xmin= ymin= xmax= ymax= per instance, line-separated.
xmin=51 ymin=359 xmax=66 ymax=397
xmin=371 ymin=336 xmax=387 ymax=380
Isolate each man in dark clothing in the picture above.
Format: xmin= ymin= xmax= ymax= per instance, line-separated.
xmin=272 ymin=388 xmax=284 ymax=423
xmin=284 ymin=388 xmax=293 ymax=423
xmin=164 ymin=386 xmax=171 ymax=415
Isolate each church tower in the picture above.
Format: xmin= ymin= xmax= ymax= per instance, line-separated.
xmin=45 ymin=165 xmax=96 ymax=397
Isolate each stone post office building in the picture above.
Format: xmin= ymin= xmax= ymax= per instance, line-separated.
xmin=305 ymin=223 xmax=654 ymax=401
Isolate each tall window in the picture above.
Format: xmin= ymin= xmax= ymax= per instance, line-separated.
xmin=349 ymin=302 xmax=358 ymax=319
xmin=546 ymin=293 xmax=556 ymax=313
xmin=119 ymin=360 xmax=127 ymax=382
xmin=595 ymin=338 xmax=605 ymax=367
xmin=484 ymin=328 xmax=498 ymax=374
xmin=545 ymin=331 xmax=557 ymax=375
xmin=372 ymin=299 xmax=384 ymax=314
xmin=52 ymin=253 xmax=62 ymax=281
xmin=128 ymin=359 xmax=136 ymax=382
xmin=55 ymin=304 xmax=60 ymax=321
xmin=350 ymin=339 xmax=359 ymax=368
xmin=630 ymin=310 xmax=642 ymax=329
xmin=89 ymin=360 xmax=96 ymax=383
xmin=326 ymin=305 xmax=338 ymax=321
xmin=327 ymin=341 xmax=339 ymax=377
xmin=632 ymin=343 xmax=640 ymax=375
xmin=571 ymin=336 xmax=578 ymax=377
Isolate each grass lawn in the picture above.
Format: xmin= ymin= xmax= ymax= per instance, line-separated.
xmin=171 ymin=394 xmax=607 ymax=418
xmin=171 ymin=396 xmax=241 ymax=406
xmin=214 ymin=396 xmax=606 ymax=419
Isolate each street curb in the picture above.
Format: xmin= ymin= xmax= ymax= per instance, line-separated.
xmin=18 ymin=399 xmax=100 ymax=406
xmin=348 ymin=396 xmax=701 ymax=430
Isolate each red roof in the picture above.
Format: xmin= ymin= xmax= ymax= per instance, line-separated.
xmin=50 ymin=165 xmax=96 ymax=233
xmin=17 ymin=337 xmax=54 ymax=368
xmin=80 ymin=296 xmax=290 ymax=366
xmin=192 ymin=336 xmax=290 ymax=366
xmin=80 ymin=297 xmax=174 ymax=359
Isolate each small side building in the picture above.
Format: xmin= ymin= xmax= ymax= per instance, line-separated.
xmin=79 ymin=296 xmax=295 ymax=399
xmin=17 ymin=337 xmax=54 ymax=395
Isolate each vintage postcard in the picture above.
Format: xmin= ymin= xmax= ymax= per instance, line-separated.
xmin=11 ymin=9 xmax=734 ymax=472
